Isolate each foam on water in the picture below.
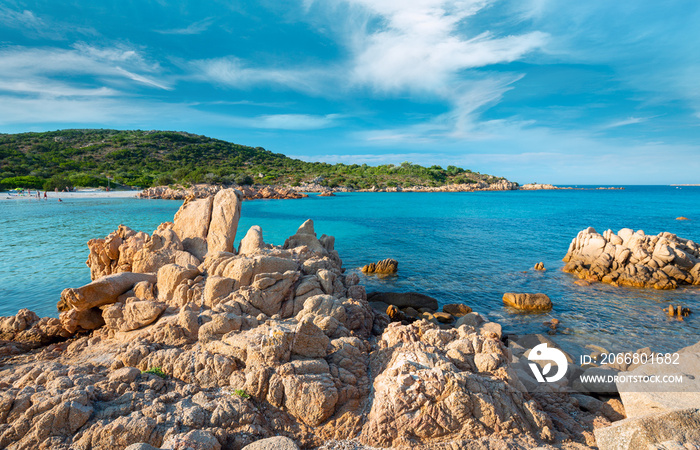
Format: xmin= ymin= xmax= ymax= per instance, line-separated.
xmin=1 ymin=186 xmax=698 ymax=354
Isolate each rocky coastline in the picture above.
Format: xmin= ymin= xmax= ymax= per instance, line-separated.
xmin=137 ymin=182 xmax=627 ymax=200
xmin=563 ymin=227 xmax=700 ymax=289
xmin=0 ymin=191 xmax=697 ymax=449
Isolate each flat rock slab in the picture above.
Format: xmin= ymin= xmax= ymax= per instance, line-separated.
xmin=594 ymin=408 xmax=700 ymax=450
xmin=366 ymin=292 xmax=438 ymax=311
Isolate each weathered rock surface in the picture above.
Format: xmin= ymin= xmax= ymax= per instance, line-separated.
xmin=0 ymin=194 xmax=621 ymax=450
xmin=503 ymin=293 xmax=553 ymax=311
xmin=58 ymin=272 xmax=157 ymax=312
xmin=563 ymin=227 xmax=700 ymax=289
xmin=207 ymin=189 xmax=242 ymax=255
xmin=442 ymin=303 xmax=472 ymax=317
xmin=361 ymin=258 xmax=398 ymax=275
xmin=594 ymin=408 xmax=700 ymax=450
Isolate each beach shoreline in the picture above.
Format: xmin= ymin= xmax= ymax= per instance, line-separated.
xmin=3 ymin=189 xmax=139 ymax=199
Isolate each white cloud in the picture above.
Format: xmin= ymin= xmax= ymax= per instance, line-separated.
xmin=342 ymin=0 xmax=546 ymax=94
xmin=601 ymin=116 xmax=650 ymax=129
xmin=192 ymin=57 xmax=335 ymax=96
xmin=252 ymin=114 xmax=340 ymax=130
xmin=155 ymin=17 xmax=215 ymax=35
xmin=194 ymin=1 xmax=545 ymax=139
xmin=0 ymin=45 xmax=172 ymax=97
xmin=115 ymin=67 xmax=173 ymax=91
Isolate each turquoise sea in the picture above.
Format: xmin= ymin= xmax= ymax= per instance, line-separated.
xmin=1 ymin=186 xmax=699 ymax=355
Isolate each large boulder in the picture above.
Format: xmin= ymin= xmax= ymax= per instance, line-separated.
xmin=172 ymin=196 xmax=214 ymax=260
xmin=103 ymin=299 xmax=166 ymax=332
xmin=361 ymin=258 xmax=398 ymax=274
xmin=207 ymin=189 xmax=242 ymax=255
xmin=238 ymin=225 xmax=266 ymax=255
xmin=563 ymin=227 xmax=700 ymax=289
xmin=594 ymin=408 xmax=700 ymax=450
xmin=283 ymin=219 xmax=326 ymax=254
xmin=58 ymin=272 xmax=157 ymax=311
xmin=242 ymin=436 xmax=299 ymax=450
xmin=502 ymin=293 xmax=553 ymax=312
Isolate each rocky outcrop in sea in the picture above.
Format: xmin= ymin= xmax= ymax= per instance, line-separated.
xmin=563 ymin=227 xmax=700 ymax=289
xmin=139 ymin=184 xmax=307 ymax=200
xmin=1 ymin=192 xmax=698 ymax=449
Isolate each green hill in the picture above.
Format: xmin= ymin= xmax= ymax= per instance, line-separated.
xmin=0 ymin=129 xmax=507 ymax=190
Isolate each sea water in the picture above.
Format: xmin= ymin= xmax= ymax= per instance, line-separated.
xmin=1 ymin=186 xmax=699 ymax=355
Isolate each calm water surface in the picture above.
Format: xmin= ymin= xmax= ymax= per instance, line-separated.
xmin=1 ymin=186 xmax=699 ymax=355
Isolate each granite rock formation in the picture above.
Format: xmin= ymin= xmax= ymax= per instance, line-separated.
xmin=563 ymin=227 xmax=700 ymax=289
xmin=0 ymin=194 xmax=637 ymax=449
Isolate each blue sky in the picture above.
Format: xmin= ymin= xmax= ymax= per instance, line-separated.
xmin=1 ymin=0 xmax=699 ymax=184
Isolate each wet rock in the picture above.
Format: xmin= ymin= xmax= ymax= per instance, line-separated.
xmin=503 ymin=293 xmax=553 ymax=312
xmin=534 ymin=262 xmax=546 ymax=271
xmin=366 ymin=292 xmax=438 ymax=311
xmin=442 ymin=303 xmax=471 ymax=317
xmin=361 ymin=258 xmax=397 ymax=274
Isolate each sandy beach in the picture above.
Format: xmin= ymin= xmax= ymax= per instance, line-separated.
xmin=3 ymin=189 xmax=140 ymax=199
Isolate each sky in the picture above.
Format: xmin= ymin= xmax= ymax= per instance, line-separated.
xmin=1 ymin=0 xmax=699 ymax=184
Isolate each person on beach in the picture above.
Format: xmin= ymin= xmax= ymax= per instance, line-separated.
xmin=44 ymin=191 xmax=47 ymax=199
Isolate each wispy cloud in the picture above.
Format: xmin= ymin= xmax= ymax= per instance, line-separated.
xmin=0 ymin=5 xmax=96 ymax=40
xmin=601 ymin=116 xmax=652 ymax=129
xmin=251 ymin=113 xmax=340 ymax=130
xmin=155 ymin=17 xmax=215 ymax=35
xmin=115 ymin=67 xmax=172 ymax=90
xmin=0 ymin=44 xmax=172 ymax=97
xmin=192 ymin=57 xmax=336 ymax=96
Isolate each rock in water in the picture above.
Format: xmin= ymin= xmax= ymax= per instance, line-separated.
xmin=534 ymin=262 xmax=545 ymax=270
xmin=0 ymin=196 xmax=622 ymax=449
xmin=442 ymin=303 xmax=472 ymax=317
xmin=361 ymin=258 xmax=398 ymax=274
xmin=563 ymin=227 xmax=700 ymax=289
xmin=502 ymin=293 xmax=553 ymax=311
xmin=367 ymin=291 xmax=438 ymax=310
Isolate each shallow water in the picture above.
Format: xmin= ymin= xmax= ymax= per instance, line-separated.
xmin=1 ymin=186 xmax=699 ymax=355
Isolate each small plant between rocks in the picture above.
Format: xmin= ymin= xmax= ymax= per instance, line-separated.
xmin=232 ymin=389 xmax=250 ymax=399
xmin=142 ymin=367 xmax=167 ymax=378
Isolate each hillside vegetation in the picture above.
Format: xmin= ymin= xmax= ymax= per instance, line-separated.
xmin=0 ymin=129 xmax=507 ymax=190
